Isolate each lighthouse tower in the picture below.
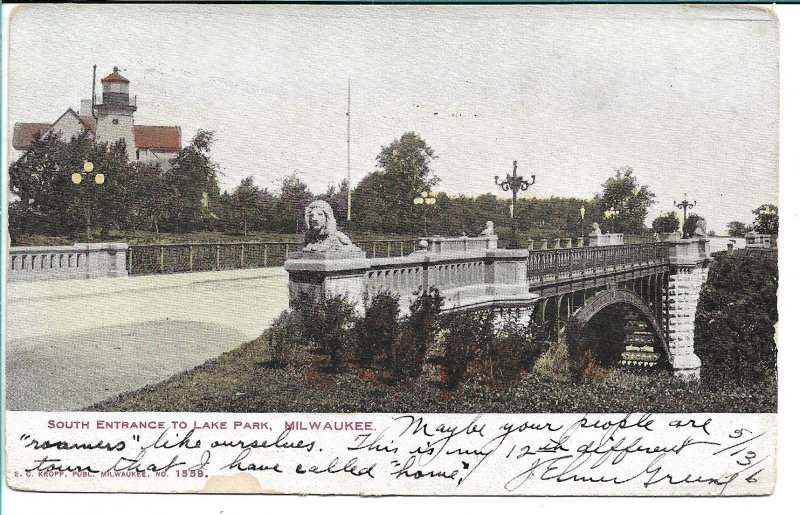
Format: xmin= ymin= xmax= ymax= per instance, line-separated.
xmin=94 ymin=67 xmax=137 ymax=159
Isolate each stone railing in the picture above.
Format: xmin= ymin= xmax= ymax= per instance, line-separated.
xmin=8 ymin=243 xmax=129 ymax=281
xmin=285 ymin=235 xmax=536 ymax=315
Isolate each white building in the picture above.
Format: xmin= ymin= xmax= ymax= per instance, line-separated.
xmin=12 ymin=67 xmax=181 ymax=169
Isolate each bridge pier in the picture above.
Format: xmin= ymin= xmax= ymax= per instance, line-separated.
xmin=664 ymin=238 xmax=712 ymax=380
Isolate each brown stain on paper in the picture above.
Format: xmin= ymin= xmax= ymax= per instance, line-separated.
xmin=200 ymin=473 xmax=268 ymax=494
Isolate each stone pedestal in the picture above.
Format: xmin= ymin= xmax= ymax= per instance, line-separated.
xmin=664 ymin=238 xmax=712 ymax=380
xmin=284 ymin=249 xmax=370 ymax=314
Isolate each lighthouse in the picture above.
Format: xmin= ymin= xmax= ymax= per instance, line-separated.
xmin=94 ymin=66 xmax=137 ymax=159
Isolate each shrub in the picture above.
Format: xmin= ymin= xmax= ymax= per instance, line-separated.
xmin=390 ymin=288 xmax=443 ymax=382
xmin=695 ymin=250 xmax=778 ymax=383
xmin=292 ymin=293 xmax=355 ymax=372
xmin=441 ymin=311 xmax=489 ymax=390
xmin=488 ymin=312 xmax=550 ymax=382
xmin=353 ymin=293 xmax=400 ymax=367
xmin=265 ymin=309 xmax=304 ymax=368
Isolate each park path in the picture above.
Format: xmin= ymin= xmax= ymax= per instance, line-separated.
xmin=4 ymin=267 xmax=289 ymax=411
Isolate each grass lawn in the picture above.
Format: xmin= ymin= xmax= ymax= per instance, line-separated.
xmin=90 ymin=330 xmax=777 ymax=413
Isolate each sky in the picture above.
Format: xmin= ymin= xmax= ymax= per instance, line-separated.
xmin=6 ymin=3 xmax=779 ymax=232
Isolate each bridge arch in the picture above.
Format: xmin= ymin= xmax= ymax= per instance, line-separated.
xmin=565 ymin=288 xmax=669 ymax=377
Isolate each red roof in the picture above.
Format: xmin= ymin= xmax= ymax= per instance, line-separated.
xmin=133 ymin=125 xmax=181 ymax=151
xmin=101 ymin=67 xmax=129 ymax=84
xmin=12 ymin=122 xmax=50 ymax=150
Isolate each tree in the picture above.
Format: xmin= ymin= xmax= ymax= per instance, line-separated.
xmin=352 ymin=132 xmax=438 ymax=234
xmin=164 ymin=130 xmax=221 ymax=232
xmin=726 ymin=221 xmax=751 ymax=238
xmin=230 ymin=176 xmax=268 ymax=236
xmin=9 ymin=131 xmax=133 ymax=239
xmin=593 ymin=166 xmax=655 ymax=234
xmin=752 ymin=204 xmax=778 ymax=235
xmin=684 ymin=213 xmax=705 ymax=238
xmin=274 ymin=174 xmax=314 ymax=234
xmin=651 ymin=212 xmax=680 ymax=234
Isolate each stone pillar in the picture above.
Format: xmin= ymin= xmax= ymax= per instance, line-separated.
xmin=664 ymin=238 xmax=712 ymax=380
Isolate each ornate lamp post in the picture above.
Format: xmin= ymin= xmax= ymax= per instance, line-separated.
xmin=495 ymin=160 xmax=535 ymax=248
xmin=71 ymin=160 xmax=105 ymax=242
xmin=604 ymin=206 xmax=620 ymax=233
xmin=413 ymin=190 xmax=436 ymax=237
xmin=674 ymin=195 xmax=697 ymax=239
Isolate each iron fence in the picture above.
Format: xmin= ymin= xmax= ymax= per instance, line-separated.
xmin=127 ymin=239 xmax=420 ymax=275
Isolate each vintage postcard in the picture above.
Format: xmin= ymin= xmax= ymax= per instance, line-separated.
xmin=2 ymin=2 xmax=780 ymax=497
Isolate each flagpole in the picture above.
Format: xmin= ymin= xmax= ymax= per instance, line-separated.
xmin=347 ymin=79 xmax=352 ymax=221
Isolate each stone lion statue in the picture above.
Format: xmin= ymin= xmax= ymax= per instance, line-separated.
xmin=591 ymin=222 xmax=602 ymax=235
xmin=302 ymin=200 xmax=355 ymax=252
xmin=480 ymin=221 xmax=495 ymax=236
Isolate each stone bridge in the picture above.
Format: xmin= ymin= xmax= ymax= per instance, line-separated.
xmin=286 ymin=231 xmax=712 ymax=380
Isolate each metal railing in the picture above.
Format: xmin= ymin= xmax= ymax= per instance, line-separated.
xmin=127 ymin=239 xmax=419 ymax=275
xmin=527 ymin=242 xmax=669 ymax=285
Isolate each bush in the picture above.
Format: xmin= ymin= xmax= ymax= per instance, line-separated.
xmin=695 ymin=250 xmax=778 ymax=383
xmin=264 ymin=309 xmax=304 ymax=368
xmin=390 ymin=288 xmax=443 ymax=382
xmin=441 ymin=311 xmax=492 ymax=390
xmin=353 ymin=293 xmax=400 ymax=367
xmin=293 ymin=293 xmax=355 ymax=372
xmin=490 ymin=313 xmax=549 ymax=382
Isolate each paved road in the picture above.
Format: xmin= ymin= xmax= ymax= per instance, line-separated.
xmin=4 ymin=268 xmax=289 ymax=411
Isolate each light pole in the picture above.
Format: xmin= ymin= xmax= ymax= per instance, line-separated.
xmin=604 ymin=206 xmax=619 ymax=234
xmin=674 ymin=195 xmax=697 ymax=239
xmin=413 ymin=190 xmax=436 ymax=237
xmin=71 ymin=160 xmax=105 ymax=242
xmin=495 ymin=160 xmax=535 ymax=248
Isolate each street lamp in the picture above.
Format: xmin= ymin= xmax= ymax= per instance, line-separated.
xmin=494 ymin=160 xmax=535 ymax=248
xmin=413 ymin=190 xmax=436 ymax=237
xmin=674 ymin=195 xmax=697 ymax=239
xmin=72 ymin=160 xmax=105 ymax=242
xmin=604 ymin=206 xmax=620 ymax=233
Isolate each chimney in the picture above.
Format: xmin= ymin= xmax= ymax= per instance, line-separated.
xmin=80 ymin=99 xmax=92 ymax=117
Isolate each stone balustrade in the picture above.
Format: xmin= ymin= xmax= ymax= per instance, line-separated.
xmin=285 ymin=235 xmax=536 ymax=315
xmin=8 ymin=243 xmax=129 ymax=281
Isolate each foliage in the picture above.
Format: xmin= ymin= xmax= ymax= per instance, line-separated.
xmin=351 ymin=132 xmax=439 ymax=234
xmin=293 ymin=293 xmax=356 ymax=372
xmin=163 ymin=130 xmax=221 ymax=232
xmin=651 ymin=211 xmax=680 ymax=234
xmin=726 ymin=221 xmax=752 ymax=238
xmin=695 ymin=250 xmax=778 ymax=383
xmin=491 ymin=314 xmax=550 ymax=382
xmin=441 ymin=312 xmax=487 ymax=390
xmin=684 ymin=213 xmax=705 ymax=237
xmin=390 ymin=288 xmax=443 ymax=382
xmin=264 ymin=309 xmax=304 ymax=368
xmin=752 ymin=204 xmax=778 ymax=235
xmin=591 ymin=166 xmax=655 ymax=235
xmin=352 ymin=293 xmax=400 ymax=367
xmin=8 ymin=128 xmax=223 ymax=240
